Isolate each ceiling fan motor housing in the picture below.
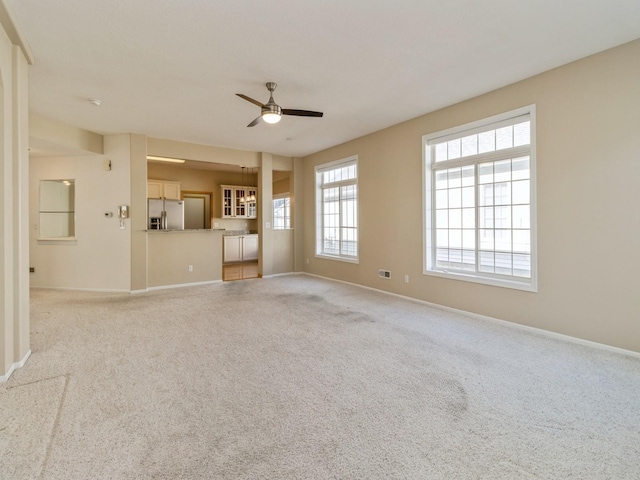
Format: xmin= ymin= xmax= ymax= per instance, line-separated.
xmin=262 ymin=103 xmax=282 ymax=116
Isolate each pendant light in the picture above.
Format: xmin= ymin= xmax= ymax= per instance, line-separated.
xmin=239 ymin=167 xmax=246 ymax=203
xmin=248 ymin=167 xmax=256 ymax=202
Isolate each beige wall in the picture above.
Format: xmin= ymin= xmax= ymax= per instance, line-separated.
xmin=130 ymin=134 xmax=148 ymax=292
xmin=29 ymin=134 xmax=133 ymax=291
xmin=302 ymin=39 xmax=640 ymax=353
xmin=29 ymin=112 xmax=103 ymax=156
xmin=272 ymin=230 xmax=294 ymax=275
xmin=273 ymin=171 xmax=291 ymax=196
xmin=0 ymin=19 xmax=30 ymax=379
xmin=147 ymin=231 xmax=223 ymax=287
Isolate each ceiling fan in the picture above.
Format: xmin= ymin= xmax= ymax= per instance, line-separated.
xmin=236 ymin=82 xmax=323 ymax=127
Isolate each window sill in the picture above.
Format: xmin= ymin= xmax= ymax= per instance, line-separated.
xmin=316 ymin=253 xmax=359 ymax=264
xmin=37 ymin=237 xmax=77 ymax=245
xmin=423 ymin=268 xmax=537 ymax=292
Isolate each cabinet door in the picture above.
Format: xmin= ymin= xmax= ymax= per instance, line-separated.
xmin=223 ymin=236 xmax=242 ymax=263
xmin=246 ymin=188 xmax=257 ymax=218
xmin=242 ymin=235 xmax=259 ymax=261
xmin=163 ymin=181 xmax=181 ymax=200
xmin=235 ymin=188 xmax=246 ymax=217
xmin=222 ymin=187 xmax=234 ymax=218
xmin=147 ymin=181 xmax=163 ymax=199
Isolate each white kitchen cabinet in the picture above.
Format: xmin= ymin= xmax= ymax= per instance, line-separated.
xmin=148 ymin=180 xmax=181 ymax=200
xmin=242 ymin=234 xmax=258 ymax=261
xmin=223 ymin=236 xmax=242 ymax=263
xmin=221 ymin=185 xmax=258 ymax=219
xmin=223 ymin=234 xmax=259 ymax=263
xmin=246 ymin=188 xmax=257 ymax=219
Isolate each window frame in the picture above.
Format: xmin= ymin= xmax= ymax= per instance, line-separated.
xmin=273 ymin=193 xmax=291 ymax=230
xmin=315 ymin=155 xmax=359 ymax=264
xmin=423 ymin=105 xmax=537 ymax=292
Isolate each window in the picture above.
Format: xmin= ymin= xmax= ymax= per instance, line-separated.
xmin=315 ymin=156 xmax=358 ymax=262
xmin=424 ymin=106 xmax=536 ymax=291
xmin=273 ymin=195 xmax=291 ymax=229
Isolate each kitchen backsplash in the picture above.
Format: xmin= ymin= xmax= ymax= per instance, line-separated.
xmin=212 ymin=217 xmax=257 ymax=232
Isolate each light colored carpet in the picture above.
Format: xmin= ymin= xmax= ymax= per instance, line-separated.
xmin=2 ymin=275 xmax=639 ymax=479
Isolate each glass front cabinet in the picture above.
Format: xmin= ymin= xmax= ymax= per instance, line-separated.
xmin=221 ymin=185 xmax=258 ymax=219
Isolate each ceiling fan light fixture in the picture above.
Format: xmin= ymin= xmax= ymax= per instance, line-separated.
xmin=261 ymin=102 xmax=282 ymax=124
xmin=262 ymin=112 xmax=282 ymax=124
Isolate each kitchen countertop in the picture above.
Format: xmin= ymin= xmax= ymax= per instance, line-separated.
xmin=222 ymin=230 xmax=258 ymax=236
xmin=146 ymin=228 xmax=226 ymax=233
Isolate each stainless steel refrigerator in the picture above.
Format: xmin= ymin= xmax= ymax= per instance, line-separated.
xmin=148 ymin=199 xmax=184 ymax=230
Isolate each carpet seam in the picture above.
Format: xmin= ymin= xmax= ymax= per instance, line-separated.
xmin=38 ymin=373 xmax=70 ymax=480
xmin=6 ymin=373 xmax=69 ymax=391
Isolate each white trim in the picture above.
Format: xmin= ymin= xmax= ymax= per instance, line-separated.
xmin=37 ymin=237 xmax=77 ymax=245
xmin=0 ymin=350 xmax=32 ymax=383
xmin=315 ymin=253 xmax=359 ymax=264
xmin=147 ymin=280 xmax=223 ymax=291
xmin=423 ymin=269 xmax=537 ymax=292
xmin=30 ymin=286 xmax=130 ymax=293
xmin=315 ymin=155 xmax=359 ymax=261
xmin=302 ymin=273 xmax=640 ymax=359
xmin=315 ymin=155 xmax=358 ymax=174
xmin=422 ymin=104 xmax=537 ymax=292
xmin=424 ymin=107 xmax=532 ymax=144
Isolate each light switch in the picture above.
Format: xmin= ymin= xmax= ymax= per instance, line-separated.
xmin=266 ymin=222 xmax=271 ymax=229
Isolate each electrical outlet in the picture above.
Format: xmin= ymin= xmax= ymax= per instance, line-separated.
xmin=188 ymin=265 xmax=193 ymax=272
xmin=306 ymin=258 xmax=310 ymax=264
xmin=404 ymin=275 xmax=409 ymax=283
xmin=214 ymin=222 xmax=219 ymax=228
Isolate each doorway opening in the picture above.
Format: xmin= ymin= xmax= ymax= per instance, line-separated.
xmin=182 ymin=191 xmax=213 ymax=229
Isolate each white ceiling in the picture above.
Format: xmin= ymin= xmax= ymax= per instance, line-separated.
xmin=7 ymin=0 xmax=640 ymax=158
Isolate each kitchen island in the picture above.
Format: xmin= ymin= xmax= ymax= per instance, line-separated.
xmin=147 ymin=229 xmax=226 ymax=288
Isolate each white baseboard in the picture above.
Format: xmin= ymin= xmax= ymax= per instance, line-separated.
xmin=0 ymin=350 xmax=31 ymax=383
xmin=303 ymin=273 xmax=640 ymax=359
xmin=264 ymin=272 xmax=297 ymax=279
xmin=30 ymin=286 xmax=130 ymax=293
xmin=129 ymin=289 xmax=149 ymax=295
xmin=147 ymin=279 xmax=223 ymax=291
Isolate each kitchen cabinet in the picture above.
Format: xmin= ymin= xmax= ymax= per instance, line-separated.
xmin=242 ymin=234 xmax=258 ymax=261
xmin=221 ymin=185 xmax=258 ymax=219
xmin=223 ymin=234 xmax=258 ymax=263
xmin=148 ymin=180 xmax=181 ymax=200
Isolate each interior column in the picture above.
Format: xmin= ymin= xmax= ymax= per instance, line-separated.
xmin=258 ymin=153 xmax=273 ymax=277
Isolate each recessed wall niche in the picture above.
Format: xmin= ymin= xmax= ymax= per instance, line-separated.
xmin=39 ymin=179 xmax=75 ymax=238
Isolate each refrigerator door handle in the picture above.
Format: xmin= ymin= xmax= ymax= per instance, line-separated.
xmin=161 ymin=210 xmax=167 ymax=230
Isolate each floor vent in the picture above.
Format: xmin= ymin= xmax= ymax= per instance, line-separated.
xmin=378 ymin=269 xmax=391 ymax=279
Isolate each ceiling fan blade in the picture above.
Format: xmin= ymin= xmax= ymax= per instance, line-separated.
xmin=247 ymin=116 xmax=262 ymax=127
xmin=282 ymin=109 xmax=323 ymax=117
xmin=236 ymin=93 xmax=264 ymax=108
